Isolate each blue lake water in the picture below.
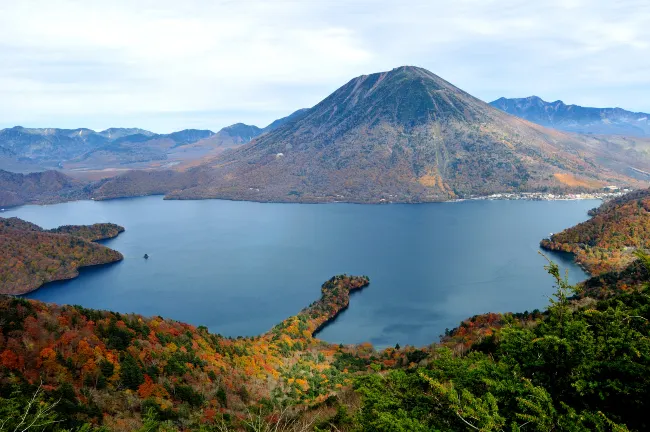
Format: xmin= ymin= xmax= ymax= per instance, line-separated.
xmin=3 ymin=196 xmax=596 ymax=348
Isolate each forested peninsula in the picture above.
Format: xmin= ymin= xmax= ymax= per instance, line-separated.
xmin=0 ymin=217 xmax=124 ymax=295
xmin=541 ymin=188 xmax=650 ymax=275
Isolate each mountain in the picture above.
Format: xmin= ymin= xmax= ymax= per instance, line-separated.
xmin=98 ymin=127 xmax=156 ymax=139
xmin=165 ymin=129 xmax=214 ymax=145
xmin=167 ymin=66 xmax=650 ymax=203
xmin=0 ymin=169 xmax=88 ymax=207
xmin=191 ymin=110 xmax=310 ymax=149
xmin=0 ymin=127 xmax=109 ymax=163
xmin=490 ymin=96 xmax=650 ymax=136
xmin=0 ymin=108 xmax=312 ymax=174
xmin=0 ymin=217 xmax=124 ymax=294
xmin=197 ymin=123 xmax=264 ymax=148
xmin=0 ymin=127 xmax=215 ymax=170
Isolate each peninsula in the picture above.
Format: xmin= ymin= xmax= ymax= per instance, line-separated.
xmin=540 ymin=187 xmax=650 ymax=275
xmin=0 ymin=217 xmax=124 ymax=295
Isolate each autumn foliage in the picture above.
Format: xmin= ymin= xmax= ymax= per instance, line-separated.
xmin=0 ymin=217 xmax=124 ymax=294
xmin=0 ymin=274 xmax=419 ymax=430
xmin=541 ymin=188 xmax=650 ymax=274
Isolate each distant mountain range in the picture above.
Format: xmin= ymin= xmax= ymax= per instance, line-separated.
xmin=163 ymin=66 xmax=650 ymax=203
xmin=490 ymin=96 xmax=650 ymax=136
xmin=0 ymin=126 xmax=214 ymax=171
xmin=0 ymin=110 xmax=309 ymax=173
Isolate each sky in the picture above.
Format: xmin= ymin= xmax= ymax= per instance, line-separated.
xmin=1 ymin=0 xmax=649 ymax=133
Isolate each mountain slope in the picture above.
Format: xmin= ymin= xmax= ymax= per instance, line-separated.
xmin=169 ymin=66 xmax=649 ymax=203
xmin=490 ymin=96 xmax=650 ymax=136
xmin=262 ymin=108 xmax=309 ymax=132
xmin=2 ymin=259 xmax=649 ymax=430
xmin=0 ymin=169 xmax=88 ymax=207
xmin=0 ymin=275 xmax=386 ymax=429
xmin=89 ymin=169 xmax=205 ymax=201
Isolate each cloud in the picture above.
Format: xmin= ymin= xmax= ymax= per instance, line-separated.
xmin=0 ymin=0 xmax=648 ymax=132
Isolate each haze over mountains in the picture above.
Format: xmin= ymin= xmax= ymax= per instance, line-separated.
xmin=0 ymin=109 xmax=310 ymax=174
xmin=490 ymin=96 xmax=650 ymax=136
xmin=3 ymin=66 xmax=650 ymax=207
xmin=0 ymin=126 xmax=213 ymax=172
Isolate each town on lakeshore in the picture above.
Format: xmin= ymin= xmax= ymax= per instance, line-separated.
xmin=464 ymin=186 xmax=631 ymax=202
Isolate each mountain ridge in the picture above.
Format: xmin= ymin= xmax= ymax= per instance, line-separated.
xmin=0 ymin=109 xmax=312 ymax=172
xmin=490 ymin=96 xmax=650 ymax=136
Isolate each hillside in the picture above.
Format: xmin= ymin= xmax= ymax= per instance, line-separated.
xmin=0 ymin=169 xmax=89 ymax=207
xmin=491 ymin=96 xmax=650 ymax=136
xmin=0 ymin=275 xmax=393 ymax=430
xmin=0 ymin=217 xmax=124 ymax=294
xmin=541 ymin=188 xmax=650 ymax=274
xmin=167 ymin=66 xmax=650 ymax=203
xmin=89 ymin=169 xmax=205 ymax=201
xmin=1 ymin=260 xmax=649 ymax=430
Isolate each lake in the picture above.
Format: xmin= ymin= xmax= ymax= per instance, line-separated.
xmin=3 ymin=196 xmax=596 ymax=348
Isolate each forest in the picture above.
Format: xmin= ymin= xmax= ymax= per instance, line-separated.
xmin=0 ymin=218 xmax=124 ymax=295
xmin=1 ymin=255 xmax=650 ymax=431
xmin=541 ymin=188 xmax=650 ymax=274
xmin=3 ymin=192 xmax=650 ymax=431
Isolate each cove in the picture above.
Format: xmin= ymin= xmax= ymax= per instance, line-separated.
xmin=4 ymin=196 xmax=595 ymax=348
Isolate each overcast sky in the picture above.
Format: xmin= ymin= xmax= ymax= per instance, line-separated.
xmin=1 ymin=0 xmax=649 ymax=133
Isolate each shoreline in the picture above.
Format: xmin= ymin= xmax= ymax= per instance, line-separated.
xmin=311 ymin=279 xmax=370 ymax=339
xmin=3 ymin=190 xmax=621 ymax=211
xmin=18 ymin=257 xmax=124 ymax=297
xmin=0 ymin=221 xmax=126 ymax=296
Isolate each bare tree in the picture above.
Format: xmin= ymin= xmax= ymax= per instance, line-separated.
xmin=0 ymin=382 xmax=61 ymax=432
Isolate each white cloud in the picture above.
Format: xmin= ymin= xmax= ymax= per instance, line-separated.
xmin=0 ymin=0 xmax=649 ymax=132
